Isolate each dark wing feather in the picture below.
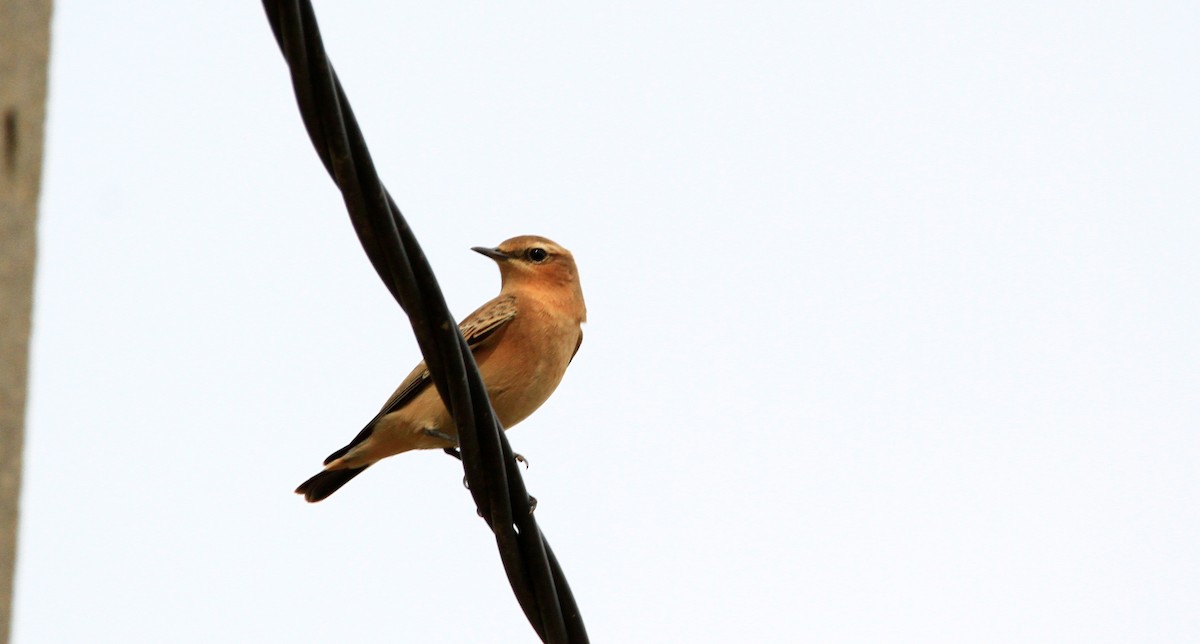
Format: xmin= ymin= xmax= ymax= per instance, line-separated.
xmin=321 ymin=295 xmax=518 ymax=464
xmin=569 ymin=330 xmax=583 ymax=364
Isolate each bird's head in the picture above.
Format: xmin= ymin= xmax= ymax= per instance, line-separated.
xmin=472 ymin=236 xmax=585 ymax=318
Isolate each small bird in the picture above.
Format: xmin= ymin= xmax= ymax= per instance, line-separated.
xmin=296 ymin=235 xmax=587 ymax=502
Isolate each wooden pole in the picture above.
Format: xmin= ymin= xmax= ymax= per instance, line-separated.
xmin=0 ymin=1 xmax=53 ymax=642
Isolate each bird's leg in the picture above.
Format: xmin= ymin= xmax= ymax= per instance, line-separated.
xmin=422 ymin=428 xmax=458 ymax=446
xmin=433 ymin=426 xmax=524 ymax=469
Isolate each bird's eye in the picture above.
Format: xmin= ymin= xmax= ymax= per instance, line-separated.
xmin=527 ymin=247 xmax=549 ymax=262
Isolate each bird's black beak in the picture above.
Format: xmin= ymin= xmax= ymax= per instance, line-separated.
xmin=472 ymin=246 xmax=512 ymax=261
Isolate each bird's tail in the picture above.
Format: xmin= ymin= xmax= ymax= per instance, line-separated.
xmin=295 ymin=466 xmax=369 ymax=503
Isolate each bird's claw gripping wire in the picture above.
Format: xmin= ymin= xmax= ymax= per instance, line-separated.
xmin=443 ymin=442 xmax=527 ymax=470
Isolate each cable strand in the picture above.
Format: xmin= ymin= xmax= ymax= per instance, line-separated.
xmin=260 ymin=2 xmax=587 ymax=641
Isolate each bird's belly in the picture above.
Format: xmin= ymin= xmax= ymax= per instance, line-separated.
xmin=481 ymin=328 xmax=576 ymax=428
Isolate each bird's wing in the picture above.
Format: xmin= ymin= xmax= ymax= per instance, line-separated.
xmin=457 ymin=294 xmax=520 ymax=352
xmin=322 ymin=295 xmax=518 ymax=465
xmin=378 ymin=294 xmax=517 ymax=414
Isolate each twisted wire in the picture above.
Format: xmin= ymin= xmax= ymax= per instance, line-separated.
xmin=261 ymin=3 xmax=588 ymax=641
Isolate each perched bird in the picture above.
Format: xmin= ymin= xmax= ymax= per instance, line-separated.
xmin=296 ymin=235 xmax=587 ymax=502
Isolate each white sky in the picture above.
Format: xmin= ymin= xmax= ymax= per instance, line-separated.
xmin=14 ymin=1 xmax=1199 ymax=642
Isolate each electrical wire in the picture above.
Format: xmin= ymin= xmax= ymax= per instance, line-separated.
xmin=261 ymin=2 xmax=588 ymax=641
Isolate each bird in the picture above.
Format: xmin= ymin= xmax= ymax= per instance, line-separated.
xmin=295 ymin=235 xmax=587 ymax=502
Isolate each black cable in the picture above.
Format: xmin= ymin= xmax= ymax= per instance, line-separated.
xmin=260 ymin=2 xmax=588 ymax=641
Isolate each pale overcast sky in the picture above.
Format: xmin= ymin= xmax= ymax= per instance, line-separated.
xmin=15 ymin=2 xmax=1199 ymax=642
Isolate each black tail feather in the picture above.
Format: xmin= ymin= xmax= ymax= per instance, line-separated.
xmin=295 ymin=466 xmax=369 ymax=503
xmin=323 ymin=424 xmax=375 ymax=465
